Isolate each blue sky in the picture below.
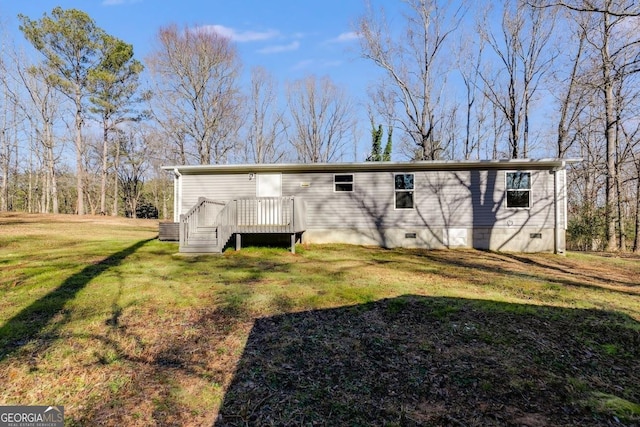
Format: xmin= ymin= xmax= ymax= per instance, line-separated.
xmin=0 ymin=0 xmax=376 ymax=105
xmin=0 ymin=0 xmax=391 ymax=161
xmin=0 ymin=1 xmax=559 ymax=161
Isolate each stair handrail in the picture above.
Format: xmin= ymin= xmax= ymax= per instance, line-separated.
xmin=179 ymin=197 xmax=225 ymax=249
xmin=213 ymin=199 xmax=237 ymax=250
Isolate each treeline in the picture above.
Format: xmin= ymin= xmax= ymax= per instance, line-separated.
xmin=0 ymin=1 xmax=639 ymax=252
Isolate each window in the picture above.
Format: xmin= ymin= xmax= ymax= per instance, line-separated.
xmin=506 ymin=171 xmax=531 ymax=208
xmin=334 ymin=174 xmax=353 ymax=192
xmin=394 ymin=173 xmax=414 ymax=209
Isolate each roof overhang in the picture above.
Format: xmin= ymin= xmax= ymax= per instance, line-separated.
xmin=162 ymin=158 xmax=582 ymax=175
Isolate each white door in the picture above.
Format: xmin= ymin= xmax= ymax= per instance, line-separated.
xmin=256 ymin=174 xmax=282 ymax=224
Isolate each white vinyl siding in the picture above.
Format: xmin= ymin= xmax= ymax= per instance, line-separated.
xmin=179 ymin=169 xmax=556 ymax=230
xmin=180 ymin=173 xmax=255 ymax=214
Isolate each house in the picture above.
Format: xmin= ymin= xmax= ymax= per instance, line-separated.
xmin=162 ymin=159 xmax=577 ymax=254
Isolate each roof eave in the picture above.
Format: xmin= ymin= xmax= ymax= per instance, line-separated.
xmin=162 ymin=158 xmax=582 ymax=175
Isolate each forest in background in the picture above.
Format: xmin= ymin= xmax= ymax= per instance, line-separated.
xmin=1 ymin=0 xmax=639 ymax=252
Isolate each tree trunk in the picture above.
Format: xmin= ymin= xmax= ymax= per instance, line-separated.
xmin=602 ymin=12 xmax=617 ymax=251
xmin=74 ymin=92 xmax=85 ymax=215
xmin=43 ymin=120 xmax=59 ymax=214
xmin=616 ymin=168 xmax=626 ymax=251
xmin=100 ymin=119 xmax=109 ymax=215
xmin=40 ymin=168 xmax=46 ymax=214
xmin=1 ymin=121 xmax=8 ymax=212
xmin=49 ymin=144 xmax=59 ymax=214
xmin=162 ymin=186 xmax=168 ymax=220
xmin=0 ymin=154 xmax=7 ymax=211
xmin=523 ymin=88 xmax=529 ymax=158
xmin=634 ymin=169 xmax=640 ymax=253
xmin=112 ymin=139 xmax=120 ymax=216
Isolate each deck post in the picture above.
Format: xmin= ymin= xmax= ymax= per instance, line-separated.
xmin=179 ymin=214 xmax=188 ymax=250
xmin=290 ymin=233 xmax=296 ymax=254
xmin=235 ymin=233 xmax=241 ymax=251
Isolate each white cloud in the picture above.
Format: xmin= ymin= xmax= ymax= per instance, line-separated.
xmin=292 ymin=59 xmax=314 ymax=71
xmin=258 ymin=41 xmax=300 ymax=54
xmin=328 ymin=31 xmax=361 ymax=43
xmin=292 ymin=59 xmax=341 ymax=71
xmin=196 ymin=25 xmax=279 ymax=42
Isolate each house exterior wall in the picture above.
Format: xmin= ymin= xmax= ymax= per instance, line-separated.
xmin=176 ymin=165 xmax=566 ymax=253
xmin=180 ymin=172 xmax=256 ymax=214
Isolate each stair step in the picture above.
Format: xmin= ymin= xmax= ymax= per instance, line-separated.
xmin=185 ymin=239 xmax=218 ymax=245
xmin=195 ymin=226 xmax=218 ymax=233
xmin=180 ymin=243 xmax=222 ymax=253
xmin=188 ymin=234 xmax=217 ymax=241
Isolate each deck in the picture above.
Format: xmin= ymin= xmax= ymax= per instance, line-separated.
xmin=179 ymin=197 xmax=306 ymax=253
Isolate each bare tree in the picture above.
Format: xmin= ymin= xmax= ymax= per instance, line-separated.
xmin=632 ymin=147 xmax=640 ymax=253
xmin=612 ymin=67 xmax=640 ymax=251
xmin=7 ymin=51 xmax=66 ymax=214
xmin=553 ymin=13 xmax=589 ymax=158
xmin=0 ymin=80 xmax=15 ymax=212
xmin=456 ymin=32 xmax=490 ymax=160
xmin=146 ymin=24 xmax=243 ymax=165
xmin=117 ymin=127 xmax=148 ymax=218
xmin=286 ymin=75 xmax=355 ymax=163
xmin=478 ymin=1 xmax=556 ymax=159
xmin=357 ymin=0 xmax=466 ymax=160
xmin=0 ymin=49 xmax=11 ymax=212
xmin=533 ymin=0 xmax=640 ymax=251
xmin=144 ymin=128 xmax=174 ymax=220
xmin=244 ymin=67 xmax=287 ymax=164
xmin=0 ymin=28 xmax=25 ymax=213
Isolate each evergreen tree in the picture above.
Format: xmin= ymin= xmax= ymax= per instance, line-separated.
xmin=367 ymin=123 xmax=383 ymax=161
xmin=19 ymin=8 xmax=116 ymax=214
xmin=383 ymin=126 xmax=392 ymax=161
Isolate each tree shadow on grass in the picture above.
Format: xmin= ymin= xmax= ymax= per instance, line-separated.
xmin=498 ymin=252 xmax=639 ymax=288
xmin=408 ymin=250 xmax=639 ymax=298
xmin=216 ymin=295 xmax=640 ymax=426
xmin=0 ymin=238 xmax=154 ymax=362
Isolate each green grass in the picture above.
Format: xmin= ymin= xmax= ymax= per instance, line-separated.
xmin=0 ymin=213 xmax=639 ymax=426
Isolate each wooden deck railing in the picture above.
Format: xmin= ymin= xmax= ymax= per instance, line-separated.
xmin=180 ymin=196 xmax=305 ymax=251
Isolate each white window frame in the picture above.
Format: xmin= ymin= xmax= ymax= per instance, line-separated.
xmin=394 ymin=173 xmax=415 ymax=210
xmin=505 ymin=171 xmax=531 ymax=209
xmin=334 ymin=173 xmax=354 ymax=192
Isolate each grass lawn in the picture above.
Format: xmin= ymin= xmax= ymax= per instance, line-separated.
xmin=0 ymin=213 xmax=639 ymax=426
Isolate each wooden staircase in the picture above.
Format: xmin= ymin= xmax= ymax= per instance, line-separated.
xmin=179 ymin=199 xmax=231 ymax=253
xmin=180 ymin=225 xmax=220 ymax=252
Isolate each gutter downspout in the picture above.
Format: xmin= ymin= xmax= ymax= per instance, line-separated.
xmin=173 ymin=168 xmax=181 ymax=223
xmin=554 ymin=161 xmax=566 ymax=255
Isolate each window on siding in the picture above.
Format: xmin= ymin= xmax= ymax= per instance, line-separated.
xmin=394 ymin=173 xmax=414 ymax=209
xmin=334 ymin=174 xmax=354 ymax=192
xmin=506 ymin=171 xmax=531 ymax=208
